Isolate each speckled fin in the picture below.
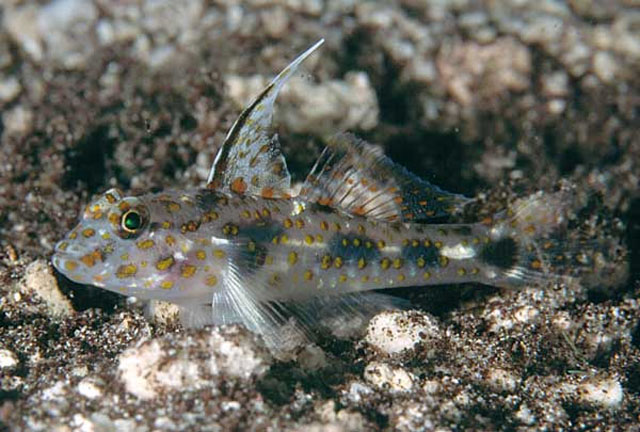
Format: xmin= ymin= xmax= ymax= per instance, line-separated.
xmin=207 ymin=39 xmax=325 ymax=198
xmin=300 ymin=133 xmax=472 ymax=222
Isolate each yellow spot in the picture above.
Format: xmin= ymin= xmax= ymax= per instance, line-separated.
xmin=295 ymin=219 xmax=305 ymax=229
xmin=472 ymin=237 xmax=480 ymax=245
xmin=271 ymin=236 xmax=279 ymax=245
xmin=358 ymin=258 xmax=366 ymax=269
xmin=365 ymin=241 xmax=373 ymax=249
xmin=342 ymin=238 xmax=349 ymax=247
xmin=377 ymin=240 xmax=386 ymax=250
xmin=457 ymin=268 xmax=466 ymax=276
xmin=195 ymin=250 xmax=206 ymax=260
xmin=105 ymin=193 xmax=117 ymax=203
xmin=288 ymin=251 xmax=298 ymax=265
xmin=334 ymin=256 xmax=343 ymax=268
xmin=165 ymin=235 xmax=176 ymax=246
xmin=531 ymin=259 xmax=542 ymax=269
xmin=303 ymin=270 xmax=313 ymax=281
xmin=393 ymin=258 xmax=404 ymax=269
xmin=397 ymin=274 xmax=406 ymax=282
xmin=69 ymin=231 xmax=77 ymax=239
xmin=261 ymin=208 xmax=271 ymax=218
xmin=320 ymin=221 xmax=329 ymax=231
xmin=315 ymin=234 xmax=324 ymax=243
xmin=434 ymin=241 xmax=443 ymax=249
xmin=137 ymin=239 xmax=155 ymax=250
xmin=161 ymin=280 xmax=174 ymax=290
xmin=213 ymin=249 xmax=226 ymax=259
xmin=280 ymin=234 xmax=289 ymax=244
xmin=361 ymin=275 xmax=369 ymax=283
xmin=120 ymin=253 xmax=129 ymax=261
xmin=417 ymin=257 xmax=426 ymax=268
xmin=162 ymin=221 xmax=172 ymax=229
xmin=439 ymin=256 xmax=449 ymax=267
xmin=402 ymin=239 xmax=409 ymax=247
xmin=181 ymin=264 xmax=197 ymax=278
xmin=471 ymin=267 xmax=480 ymax=274
xmin=242 ymin=210 xmax=252 ymax=219
xmin=57 ymin=242 xmax=69 ymax=251
xmin=203 ymin=211 xmax=219 ymax=222
xmin=116 ymin=264 xmax=137 ymax=279
xmin=333 ymin=223 xmax=341 ymax=231
xmin=412 ymin=239 xmax=420 ymax=248
xmin=80 ymin=250 xmax=102 ymax=267
xmin=140 ymin=261 xmax=147 ymax=268
xmin=82 ymin=228 xmax=95 ymax=238
xmin=304 ymin=235 xmax=314 ymax=245
xmin=423 ymin=271 xmax=431 ymax=280
xmin=338 ymin=274 xmax=348 ymax=283
xmin=424 ymin=239 xmax=431 ymax=247
xmin=380 ymin=258 xmax=390 ymax=270
xmin=156 ymin=256 xmax=175 ymax=271
xmin=353 ymin=238 xmax=361 ymax=247
xmin=284 ymin=218 xmax=293 ymax=228
xmin=247 ymin=241 xmax=256 ymax=252
xmin=205 ymin=275 xmax=218 ymax=287
xmin=321 ymin=255 xmax=332 ymax=270
xmin=265 ymin=256 xmax=274 ymax=265
xmin=101 ymin=233 xmax=111 ymax=240
xmin=166 ymin=202 xmax=181 ymax=212
xmin=222 ymin=223 xmax=239 ymax=236
xmin=357 ymin=224 xmax=366 ymax=234
xmin=269 ymin=273 xmax=281 ymax=285
xmin=64 ymin=260 xmax=78 ymax=271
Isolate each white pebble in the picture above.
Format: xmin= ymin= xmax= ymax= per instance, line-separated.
xmin=77 ymin=378 xmax=103 ymax=400
xmin=364 ymin=361 xmax=414 ymax=392
xmin=0 ymin=349 xmax=18 ymax=369
xmin=365 ymin=310 xmax=440 ymax=356
xmin=578 ymin=378 xmax=623 ymax=409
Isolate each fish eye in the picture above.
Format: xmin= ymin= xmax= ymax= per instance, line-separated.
xmin=121 ymin=209 xmax=144 ymax=234
xmin=122 ymin=210 xmax=141 ymax=231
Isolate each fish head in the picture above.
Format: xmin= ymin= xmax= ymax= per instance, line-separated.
xmin=52 ymin=188 xmax=222 ymax=301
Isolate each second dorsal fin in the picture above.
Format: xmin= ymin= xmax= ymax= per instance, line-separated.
xmin=206 ymin=39 xmax=324 ymax=198
xmin=300 ymin=133 xmax=472 ymax=222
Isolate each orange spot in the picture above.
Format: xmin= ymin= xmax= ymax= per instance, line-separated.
xmin=318 ymin=197 xmax=333 ymax=206
xmin=230 ymin=177 xmax=247 ymax=194
xmin=353 ymin=206 xmax=367 ymax=216
xmin=394 ymin=196 xmax=403 ymax=204
xmin=261 ymin=187 xmax=274 ymax=199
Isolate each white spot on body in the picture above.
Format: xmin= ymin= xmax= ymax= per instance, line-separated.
xmin=441 ymin=243 xmax=476 ymax=260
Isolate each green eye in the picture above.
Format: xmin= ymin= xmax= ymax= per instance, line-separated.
xmin=122 ymin=210 xmax=143 ymax=233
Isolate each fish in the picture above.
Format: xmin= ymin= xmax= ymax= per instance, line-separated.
xmin=51 ymin=39 xmax=607 ymax=348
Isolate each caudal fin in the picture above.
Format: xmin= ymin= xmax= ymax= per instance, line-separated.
xmin=482 ymin=187 xmax=625 ymax=288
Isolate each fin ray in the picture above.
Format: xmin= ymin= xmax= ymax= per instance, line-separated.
xmin=301 ymin=133 xmax=472 ymax=222
xmin=207 ymin=39 xmax=325 ymax=198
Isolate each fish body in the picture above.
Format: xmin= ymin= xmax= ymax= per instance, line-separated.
xmin=52 ymin=40 xmax=603 ymax=346
xmin=52 ymin=188 xmax=523 ymax=303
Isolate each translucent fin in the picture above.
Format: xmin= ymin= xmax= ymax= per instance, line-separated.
xmin=207 ymin=39 xmax=325 ymax=198
xmin=479 ymin=188 xmax=622 ymax=288
xmin=300 ymin=133 xmax=472 ymax=222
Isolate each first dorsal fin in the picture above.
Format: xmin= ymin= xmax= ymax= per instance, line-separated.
xmin=206 ymin=39 xmax=324 ymax=198
xmin=300 ymin=133 xmax=472 ymax=222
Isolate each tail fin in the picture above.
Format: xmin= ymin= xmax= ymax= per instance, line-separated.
xmin=481 ymin=187 xmax=625 ymax=288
